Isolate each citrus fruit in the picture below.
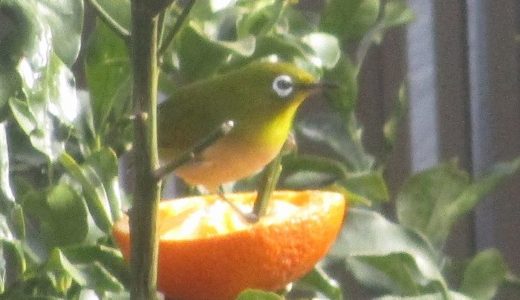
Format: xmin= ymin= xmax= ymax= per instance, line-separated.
xmin=113 ymin=190 xmax=346 ymax=300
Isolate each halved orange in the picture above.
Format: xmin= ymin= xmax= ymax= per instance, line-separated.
xmin=112 ymin=190 xmax=346 ymax=300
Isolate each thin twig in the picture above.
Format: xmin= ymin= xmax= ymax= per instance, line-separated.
xmin=153 ymin=120 xmax=235 ymax=180
xmin=86 ymin=0 xmax=131 ymax=41
xmin=158 ymin=0 xmax=196 ymax=55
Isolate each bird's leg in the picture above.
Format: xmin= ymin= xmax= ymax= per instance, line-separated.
xmin=251 ymin=151 xmax=283 ymax=220
xmin=217 ymin=186 xmax=258 ymax=223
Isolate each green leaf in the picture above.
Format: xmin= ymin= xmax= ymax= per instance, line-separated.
xmin=396 ymin=161 xmax=470 ymax=247
xmin=296 ymin=112 xmax=374 ymax=172
xmin=59 ymin=153 xmax=113 ymax=232
xmin=397 ymin=158 xmax=520 ymax=247
xmin=376 ymin=291 xmax=472 ymax=300
xmin=340 ymin=170 xmax=389 ymax=203
xmin=85 ymin=22 xmax=131 ymax=138
xmin=0 ymin=239 xmax=26 ymax=293
xmin=0 ymin=0 xmax=39 ymax=64
xmin=45 ymin=248 xmax=124 ymax=292
xmin=0 ymin=122 xmax=14 ymax=202
xmin=331 ymin=208 xmax=448 ymax=296
xmin=447 ymin=157 xmax=520 ymax=224
xmin=10 ymin=35 xmax=80 ymax=160
xmin=320 ymin=0 xmax=379 ymax=42
xmin=235 ymin=289 xmax=283 ymax=300
xmin=383 ymin=1 xmax=415 ymax=28
xmin=296 ymin=266 xmax=343 ymax=300
xmin=36 ymin=0 xmax=84 ymax=65
xmin=236 ymin=0 xmax=285 ymax=38
xmin=95 ymin=0 xmax=131 ymax=31
xmin=84 ymin=148 xmax=123 ymax=220
xmin=176 ymin=23 xmax=255 ymax=82
xmin=383 ymin=84 xmax=408 ymax=156
xmin=0 ymin=64 xmax=19 ymax=121
xmin=460 ymin=249 xmax=507 ymax=300
xmin=62 ymin=245 xmax=129 ymax=286
xmin=280 ymin=154 xmax=348 ymax=188
xmin=302 ymin=33 xmax=341 ymax=69
xmin=46 ymin=183 xmax=89 ymax=246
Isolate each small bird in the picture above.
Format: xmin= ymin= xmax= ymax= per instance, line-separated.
xmin=158 ymin=61 xmax=324 ymax=193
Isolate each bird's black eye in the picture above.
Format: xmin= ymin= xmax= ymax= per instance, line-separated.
xmin=272 ymin=75 xmax=294 ymax=98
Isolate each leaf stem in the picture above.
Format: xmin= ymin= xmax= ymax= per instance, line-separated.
xmin=154 ymin=120 xmax=234 ymax=181
xmin=86 ymin=0 xmax=131 ymax=42
xmin=158 ymin=0 xmax=196 ymax=56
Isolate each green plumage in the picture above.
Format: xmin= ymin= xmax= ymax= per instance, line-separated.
xmin=158 ymin=61 xmax=317 ymax=189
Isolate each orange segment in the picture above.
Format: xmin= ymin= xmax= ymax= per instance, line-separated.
xmin=113 ymin=190 xmax=347 ymax=300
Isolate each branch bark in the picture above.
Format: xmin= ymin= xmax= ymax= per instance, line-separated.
xmin=129 ymin=1 xmax=161 ymax=299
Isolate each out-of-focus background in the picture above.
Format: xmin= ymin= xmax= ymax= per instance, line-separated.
xmin=320 ymin=1 xmax=519 ymax=298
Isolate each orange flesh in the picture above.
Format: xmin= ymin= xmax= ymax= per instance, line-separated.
xmin=113 ymin=190 xmax=346 ymax=300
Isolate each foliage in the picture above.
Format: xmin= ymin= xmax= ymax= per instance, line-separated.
xmin=0 ymin=0 xmax=518 ymax=299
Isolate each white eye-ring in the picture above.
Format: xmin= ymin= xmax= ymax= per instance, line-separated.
xmin=272 ymin=75 xmax=294 ymax=98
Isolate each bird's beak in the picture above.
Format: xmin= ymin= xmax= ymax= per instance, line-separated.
xmin=298 ymin=81 xmax=340 ymax=91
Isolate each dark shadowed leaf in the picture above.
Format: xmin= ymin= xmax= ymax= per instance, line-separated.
xmin=46 ymin=183 xmax=88 ymax=246
xmin=85 ymin=22 xmax=131 ymax=137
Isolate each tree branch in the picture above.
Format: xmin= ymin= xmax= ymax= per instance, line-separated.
xmin=129 ymin=0 xmax=161 ymax=298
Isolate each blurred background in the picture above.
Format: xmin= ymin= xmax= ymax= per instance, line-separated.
xmin=326 ymin=1 xmax=520 ymax=298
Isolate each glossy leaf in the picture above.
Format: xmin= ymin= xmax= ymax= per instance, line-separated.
xmin=460 ymin=249 xmax=507 ymax=300
xmin=296 ymin=266 xmax=343 ymax=300
xmin=0 ymin=123 xmax=14 ymax=202
xmin=10 ymin=32 xmax=79 ymax=160
xmin=36 ymin=0 xmax=84 ymax=65
xmin=302 ymin=33 xmax=341 ymax=69
xmin=331 ymin=208 xmax=448 ymax=296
